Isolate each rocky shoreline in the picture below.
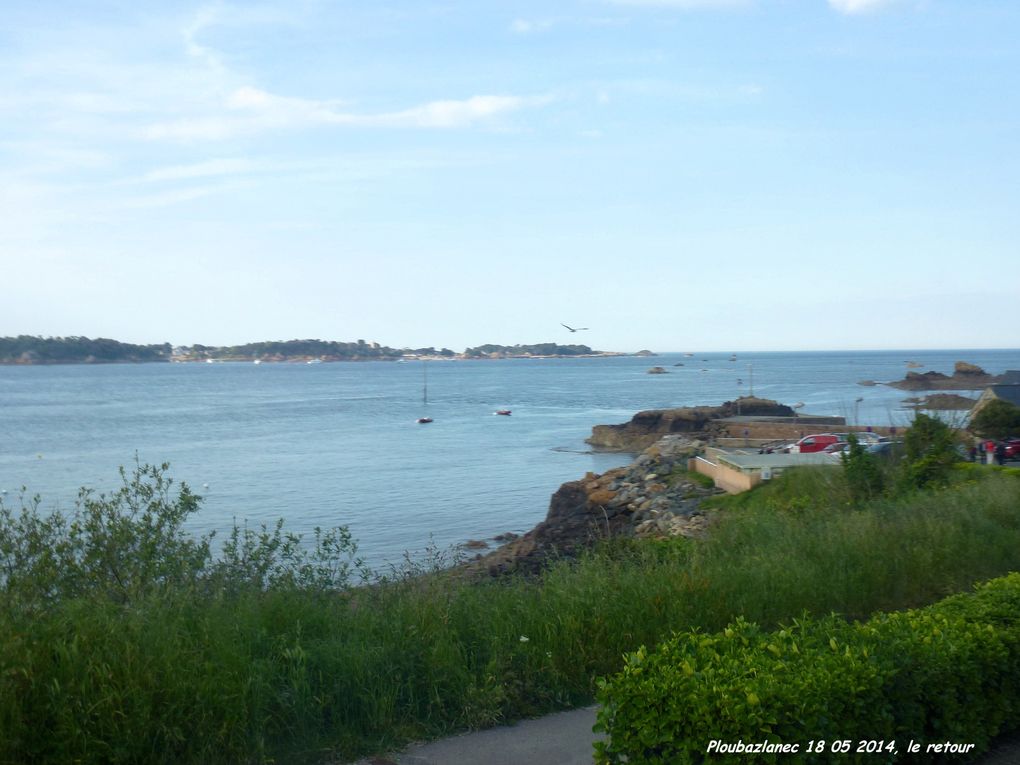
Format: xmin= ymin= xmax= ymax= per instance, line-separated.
xmin=458 ymin=394 xmax=896 ymax=577
xmin=903 ymin=393 xmax=979 ymax=410
xmin=461 ymin=434 xmax=719 ymax=577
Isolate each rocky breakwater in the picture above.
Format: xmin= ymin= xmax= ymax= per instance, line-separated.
xmin=461 ymin=435 xmax=721 ymax=577
xmin=586 ymin=397 xmax=796 ymax=452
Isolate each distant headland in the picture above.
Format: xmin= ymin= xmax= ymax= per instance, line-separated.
xmin=0 ymin=336 xmax=634 ymax=365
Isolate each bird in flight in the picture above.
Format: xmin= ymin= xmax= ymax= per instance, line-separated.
xmin=561 ymin=323 xmax=589 ymax=332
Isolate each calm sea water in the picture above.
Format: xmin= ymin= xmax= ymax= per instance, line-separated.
xmin=2 ymin=349 xmax=1018 ymax=566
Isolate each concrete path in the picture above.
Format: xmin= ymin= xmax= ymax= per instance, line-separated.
xmin=351 ymin=708 xmax=1020 ymax=765
xmin=352 ymin=706 xmax=603 ymax=765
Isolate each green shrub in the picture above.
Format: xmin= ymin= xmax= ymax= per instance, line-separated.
xmin=594 ymin=573 xmax=1020 ymax=764
xmin=901 ymin=412 xmax=960 ymax=490
xmin=0 ymin=463 xmax=210 ymax=608
xmin=970 ymin=399 xmax=1020 ymax=441
xmin=841 ymin=433 xmax=886 ymax=504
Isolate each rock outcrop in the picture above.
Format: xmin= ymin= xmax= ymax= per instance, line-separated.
xmin=461 ymin=435 xmax=720 ymax=577
xmin=586 ymin=397 xmax=795 ymax=451
xmin=888 ymin=362 xmax=1003 ymax=391
xmin=903 ymin=393 xmax=979 ymax=411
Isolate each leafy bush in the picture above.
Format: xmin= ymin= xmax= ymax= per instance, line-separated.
xmin=901 ymin=412 xmax=960 ymax=490
xmin=970 ymin=399 xmax=1020 ymax=440
xmin=0 ymin=463 xmax=210 ymax=608
xmin=594 ymin=573 xmax=1020 ymax=764
xmin=841 ymin=433 xmax=885 ymax=504
xmin=0 ymin=462 xmax=365 ymax=612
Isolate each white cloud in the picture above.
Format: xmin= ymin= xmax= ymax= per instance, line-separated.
xmin=183 ymin=6 xmax=225 ymax=72
xmin=827 ymin=0 xmax=898 ymax=13
xmin=143 ymin=158 xmax=254 ymax=182
xmin=371 ymin=95 xmax=547 ymax=128
xmin=145 ymin=88 xmax=550 ymax=141
xmin=510 ymin=18 xmax=554 ymax=34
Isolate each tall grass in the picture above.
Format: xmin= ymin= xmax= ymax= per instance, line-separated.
xmin=2 ymin=465 xmax=1019 ymax=763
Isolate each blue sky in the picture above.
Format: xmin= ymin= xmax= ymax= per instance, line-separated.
xmin=2 ymin=0 xmax=1017 ymax=352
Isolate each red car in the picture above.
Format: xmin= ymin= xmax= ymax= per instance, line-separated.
xmin=788 ymin=434 xmax=844 ymax=453
xmin=1003 ymin=439 xmax=1020 ymax=460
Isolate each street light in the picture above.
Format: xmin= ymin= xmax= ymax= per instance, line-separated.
xmin=854 ymin=397 xmax=864 ymax=426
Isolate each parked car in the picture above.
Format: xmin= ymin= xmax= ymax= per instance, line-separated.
xmin=1003 ymin=438 xmax=1020 ymax=460
xmin=851 ymin=431 xmax=883 ymax=445
xmin=865 ymin=440 xmax=898 ymax=455
xmin=824 ymin=439 xmax=898 ymax=458
xmin=823 ymin=442 xmax=851 ymax=455
xmin=788 ymin=434 xmax=843 ymax=453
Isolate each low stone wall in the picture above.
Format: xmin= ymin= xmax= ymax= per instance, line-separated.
xmin=714 ymin=421 xmax=900 ymax=443
xmin=689 ymin=456 xmax=761 ymax=495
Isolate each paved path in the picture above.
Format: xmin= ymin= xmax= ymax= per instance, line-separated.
xmin=352 ymin=706 xmax=602 ymax=765
xmin=352 ymin=709 xmax=1020 ymax=765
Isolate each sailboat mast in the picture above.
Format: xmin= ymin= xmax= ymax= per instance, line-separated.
xmin=423 ymin=360 xmax=428 ymax=405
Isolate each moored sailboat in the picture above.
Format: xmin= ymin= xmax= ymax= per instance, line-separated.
xmin=416 ymin=361 xmax=433 ymax=423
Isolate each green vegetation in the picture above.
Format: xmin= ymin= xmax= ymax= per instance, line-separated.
xmin=595 ymin=573 xmax=1020 ymax=764
xmin=666 ymin=465 xmax=716 ymax=491
xmin=462 ymin=343 xmax=596 ymax=358
xmin=0 ymin=335 xmax=172 ymax=364
xmin=3 ymin=456 xmax=1020 ymax=763
xmin=2 ymin=335 xmax=611 ymax=363
xmin=840 ymin=433 xmax=886 ymax=504
xmin=901 ymin=411 xmax=962 ymax=489
xmin=970 ymin=398 xmax=1020 ymax=440
xmin=180 ymin=338 xmax=437 ymax=362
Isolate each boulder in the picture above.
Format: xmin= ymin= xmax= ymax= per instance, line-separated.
xmin=954 ymin=361 xmax=987 ymax=376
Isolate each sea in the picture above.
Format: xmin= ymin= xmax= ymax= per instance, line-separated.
xmin=2 ymin=349 xmax=1018 ymax=568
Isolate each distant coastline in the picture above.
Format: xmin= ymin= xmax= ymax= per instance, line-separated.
xmin=0 ymin=335 xmax=636 ymax=365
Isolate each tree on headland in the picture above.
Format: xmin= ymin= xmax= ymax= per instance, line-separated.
xmin=969 ymin=399 xmax=1020 ymax=441
xmin=0 ymin=336 xmax=171 ymax=364
xmin=462 ymin=343 xmax=594 ymax=358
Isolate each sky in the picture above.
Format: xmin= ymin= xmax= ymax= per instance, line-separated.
xmin=1 ymin=0 xmax=1018 ymax=353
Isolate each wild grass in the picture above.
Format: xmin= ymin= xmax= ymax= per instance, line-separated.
xmin=2 ymin=464 xmax=1020 ymax=763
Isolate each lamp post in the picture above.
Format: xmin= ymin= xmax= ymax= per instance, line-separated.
xmin=854 ymin=397 xmax=864 ymax=426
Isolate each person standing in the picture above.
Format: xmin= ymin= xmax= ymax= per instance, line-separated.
xmin=995 ymin=442 xmax=1007 ymax=466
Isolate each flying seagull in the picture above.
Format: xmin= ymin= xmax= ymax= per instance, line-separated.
xmin=561 ymin=323 xmax=589 ymax=332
